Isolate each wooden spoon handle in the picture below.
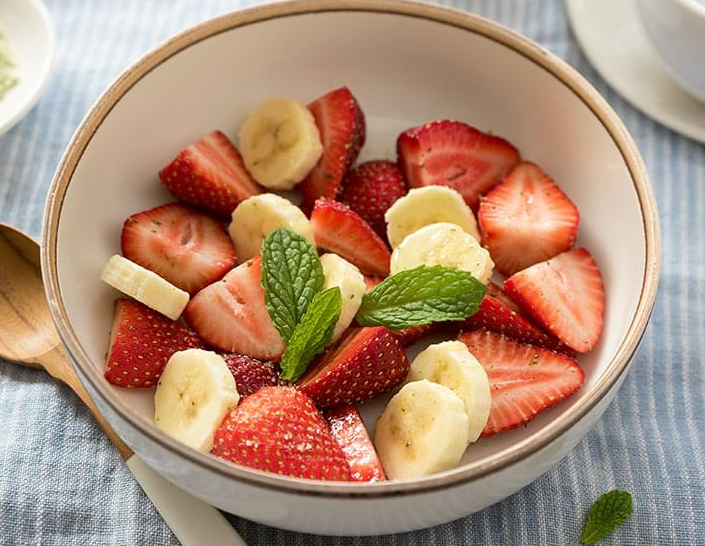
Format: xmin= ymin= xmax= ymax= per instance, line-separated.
xmin=39 ymin=346 xmax=133 ymax=460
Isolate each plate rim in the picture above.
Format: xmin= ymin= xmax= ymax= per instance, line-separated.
xmin=0 ymin=0 xmax=55 ymax=137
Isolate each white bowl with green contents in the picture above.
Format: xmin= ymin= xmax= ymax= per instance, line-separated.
xmin=0 ymin=0 xmax=54 ymax=137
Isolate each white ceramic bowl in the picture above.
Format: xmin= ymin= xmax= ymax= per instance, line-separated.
xmin=0 ymin=0 xmax=54 ymax=136
xmin=42 ymin=0 xmax=660 ymax=536
xmin=636 ymin=0 xmax=705 ymax=103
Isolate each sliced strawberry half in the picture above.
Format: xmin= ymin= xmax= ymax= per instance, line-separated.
xmin=310 ymin=198 xmax=390 ymax=276
xmin=462 ymin=282 xmax=575 ymax=356
xmin=105 ymin=299 xmax=204 ymax=388
xmin=121 ymin=202 xmax=237 ymax=295
xmin=339 ymin=160 xmax=406 ymax=239
xmin=459 ymin=330 xmax=585 ymax=436
xmin=324 ymin=405 xmax=385 ymax=482
xmin=397 ymin=120 xmax=520 ymax=210
xmin=220 ymin=353 xmax=280 ymax=397
xmin=504 ymin=248 xmax=605 ymax=353
xmin=159 ymin=130 xmax=261 ymax=216
xmin=390 ymin=324 xmax=437 ymax=347
xmin=212 ymin=386 xmax=351 ymax=481
xmin=298 ymin=326 xmax=410 ymax=409
xmin=185 ymin=256 xmax=285 ymax=360
xmin=478 ymin=161 xmax=580 ymax=275
xmin=299 ymin=87 xmax=366 ymax=206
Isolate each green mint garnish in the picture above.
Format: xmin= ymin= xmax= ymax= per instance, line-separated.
xmin=580 ymin=490 xmax=633 ymax=544
xmin=279 ymin=287 xmax=342 ymax=382
xmin=356 ymin=265 xmax=486 ymax=329
xmin=261 ymin=228 xmax=324 ymax=342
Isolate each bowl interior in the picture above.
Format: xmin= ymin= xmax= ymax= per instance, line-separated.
xmin=53 ymin=8 xmax=647 ymax=479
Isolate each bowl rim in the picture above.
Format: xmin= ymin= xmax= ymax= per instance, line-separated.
xmin=41 ymin=0 xmax=660 ymax=497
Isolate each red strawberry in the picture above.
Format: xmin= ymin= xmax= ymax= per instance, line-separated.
xmin=324 ymin=405 xmax=385 ymax=482
xmin=298 ymin=326 xmax=410 ymax=409
xmin=121 ymin=203 xmax=237 ymax=295
xmin=397 ymin=120 xmax=520 ymax=210
xmin=212 ymin=386 xmax=351 ymax=481
xmin=185 ymin=256 xmax=285 ymax=360
xmin=339 ymin=160 xmax=406 ymax=239
xmin=220 ymin=353 xmax=280 ymax=397
xmin=504 ymin=248 xmax=604 ymax=353
xmin=478 ymin=161 xmax=580 ymax=275
xmin=363 ymin=275 xmax=383 ymax=291
xmin=299 ymin=87 xmax=366 ymax=205
xmin=105 ymin=299 xmax=204 ymax=388
xmin=462 ymin=283 xmax=575 ymax=355
xmin=159 ymin=130 xmax=261 ymax=216
xmin=459 ymin=330 xmax=585 ymax=436
xmin=310 ymin=198 xmax=390 ymax=276
xmin=390 ymin=324 xmax=437 ymax=347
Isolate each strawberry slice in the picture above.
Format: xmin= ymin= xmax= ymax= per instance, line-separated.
xmin=299 ymin=87 xmax=366 ymax=206
xmin=462 ymin=282 xmax=575 ymax=355
xmin=220 ymin=353 xmax=280 ymax=397
xmin=504 ymin=248 xmax=605 ymax=353
xmin=121 ymin=203 xmax=237 ymax=295
xmin=298 ymin=326 xmax=410 ymax=409
xmin=397 ymin=120 xmax=520 ymax=210
xmin=159 ymin=130 xmax=261 ymax=216
xmin=340 ymin=160 xmax=406 ymax=239
xmin=363 ymin=275 xmax=383 ymax=291
xmin=459 ymin=330 xmax=585 ymax=436
xmin=324 ymin=405 xmax=385 ymax=482
xmin=105 ymin=299 xmax=204 ymax=388
xmin=310 ymin=198 xmax=390 ymax=276
xmin=478 ymin=161 xmax=580 ymax=275
xmin=212 ymin=386 xmax=351 ymax=481
xmin=184 ymin=256 xmax=285 ymax=360
xmin=390 ymin=324 xmax=437 ymax=347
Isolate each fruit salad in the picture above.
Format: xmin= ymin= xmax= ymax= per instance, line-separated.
xmin=99 ymin=86 xmax=605 ymax=482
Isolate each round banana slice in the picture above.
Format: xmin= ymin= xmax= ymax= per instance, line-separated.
xmin=239 ymin=97 xmax=323 ymax=189
xmin=390 ymin=222 xmax=494 ymax=284
xmin=229 ymin=193 xmax=315 ymax=262
xmin=154 ymin=349 xmax=239 ymax=452
xmin=407 ymin=341 xmax=491 ymax=444
xmin=385 ymin=186 xmax=481 ymax=248
xmin=320 ymin=253 xmax=366 ymax=344
xmin=100 ymin=255 xmax=189 ymax=320
xmin=374 ymin=379 xmax=469 ymax=479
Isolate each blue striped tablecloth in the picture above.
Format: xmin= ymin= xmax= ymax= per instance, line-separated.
xmin=1 ymin=1 xmax=703 ymax=544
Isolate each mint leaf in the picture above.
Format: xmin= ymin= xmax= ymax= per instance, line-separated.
xmin=261 ymin=228 xmax=324 ymax=342
xmin=580 ymin=490 xmax=633 ymax=544
xmin=279 ymin=287 xmax=341 ymax=382
xmin=356 ymin=265 xmax=486 ymax=329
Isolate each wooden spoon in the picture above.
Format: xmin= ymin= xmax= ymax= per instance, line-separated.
xmin=0 ymin=223 xmax=246 ymax=546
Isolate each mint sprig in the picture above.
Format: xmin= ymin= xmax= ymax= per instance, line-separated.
xmin=279 ymin=287 xmax=342 ymax=382
xmin=261 ymin=229 xmax=323 ymax=342
xmin=580 ymin=490 xmax=633 ymax=544
xmin=356 ymin=265 xmax=486 ymax=329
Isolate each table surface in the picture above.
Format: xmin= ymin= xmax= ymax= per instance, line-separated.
xmin=1 ymin=0 xmax=704 ymax=544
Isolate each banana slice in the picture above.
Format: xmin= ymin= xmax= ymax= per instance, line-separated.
xmin=229 ymin=193 xmax=315 ymax=262
xmin=385 ymin=186 xmax=481 ymax=248
xmin=407 ymin=341 xmax=491 ymax=444
xmin=320 ymin=253 xmax=366 ymax=343
xmin=390 ymin=222 xmax=494 ymax=283
xmin=239 ymin=97 xmax=323 ymax=190
xmin=154 ymin=349 xmax=239 ymax=452
xmin=101 ymin=255 xmax=189 ymax=320
xmin=374 ymin=379 xmax=469 ymax=479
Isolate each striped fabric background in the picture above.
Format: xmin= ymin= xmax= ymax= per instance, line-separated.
xmin=0 ymin=0 xmax=703 ymax=544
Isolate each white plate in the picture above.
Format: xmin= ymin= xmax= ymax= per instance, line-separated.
xmin=566 ymin=0 xmax=705 ymax=144
xmin=0 ymin=0 xmax=54 ymax=137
